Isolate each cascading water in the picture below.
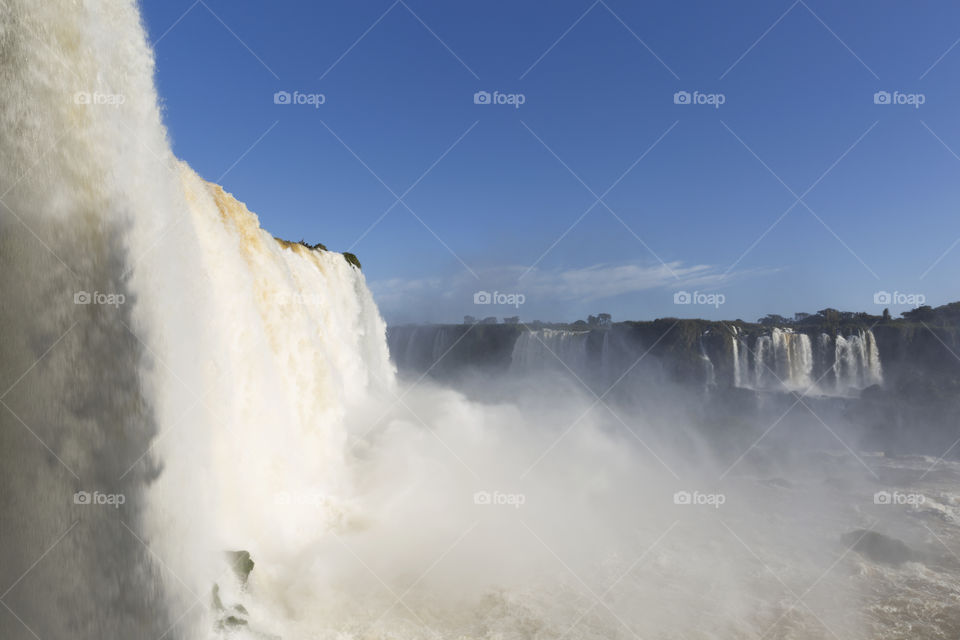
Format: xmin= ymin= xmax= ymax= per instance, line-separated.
xmin=733 ymin=329 xmax=879 ymax=395
xmin=731 ymin=327 xmax=750 ymax=389
xmin=0 ymin=2 xmax=215 ymax=636
xmin=510 ymin=328 xmax=590 ymax=375
xmin=754 ymin=334 xmax=772 ymax=388
xmin=699 ymin=337 xmax=716 ymax=388
xmin=772 ymin=328 xmax=813 ymax=390
xmin=835 ymin=330 xmax=883 ymax=394
xmin=0 ymin=1 xmax=392 ymax=635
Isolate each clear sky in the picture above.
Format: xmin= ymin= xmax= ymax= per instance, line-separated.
xmin=140 ymin=0 xmax=960 ymax=324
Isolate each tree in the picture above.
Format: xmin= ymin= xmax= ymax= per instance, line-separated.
xmin=817 ymin=308 xmax=841 ymax=325
xmin=758 ymin=314 xmax=790 ymax=326
xmin=902 ymin=305 xmax=935 ymax=322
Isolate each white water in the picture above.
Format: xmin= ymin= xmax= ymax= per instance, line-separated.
xmin=699 ymin=337 xmax=716 ymax=388
xmin=1 ymin=2 xmax=952 ymax=639
xmin=510 ymin=328 xmax=590 ymax=375
xmin=773 ymin=328 xmax=814 ymax=390
xmin=834 ymin=330 xmax=884 ymax=393
xmin=755 ymin=333 xmax=772 ymax=388
xmin=733 ymin=329 xmax=880 ymax=395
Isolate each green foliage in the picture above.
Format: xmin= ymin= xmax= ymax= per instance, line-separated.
xmin=342 ymin=252 xmax=362 ymax=270
xmin=817 ymin=308 xmax=841 ymax=325
xmin=298 ymin=239 xmax=328 ymax=251
xmin=758 ymin=314 xmax=790 ymax=326
xmin=901 ymin=305 xmax=935 ymax=322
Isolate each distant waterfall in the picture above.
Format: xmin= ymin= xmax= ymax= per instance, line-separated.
xmin=699 ymin=338 xmax=716 ymax=388
xmin=732 ymin=330 xmax=749 ymax=388
xmin=507 ymin=327 xmax=662 ymax=393
xmin=754 ymin=335 xmax=771 ymax=388
xmin=731 ymin=328 xmax=881 ymax=396
xmin=834 ymin=330 xmax=883 ymax=393
xmin=511 ymin=329 xmax=590 ymax=375
xmin=390 ymin=325 xmax=462 ymax=373
xmin=772 ymin=328 xmax=813 ymax=390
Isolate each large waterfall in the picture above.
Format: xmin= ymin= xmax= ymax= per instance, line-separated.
xmin=0 ymin=1 xmax=392 ymax=636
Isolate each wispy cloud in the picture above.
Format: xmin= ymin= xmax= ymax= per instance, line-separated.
xmin=523 ymin=262 xmax=723 ymax=301
xmin=370 ymin=261 xmax=771 ymax=324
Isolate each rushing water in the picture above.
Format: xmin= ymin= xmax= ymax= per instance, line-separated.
xmin=0 ymin=2 xmax=956 ymax=639
xmin=733 ymin=329 xmax=882 ymax=396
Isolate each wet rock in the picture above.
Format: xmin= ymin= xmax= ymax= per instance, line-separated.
xmin=226 ymin=550 xmax=255 ymax=585
xmin=843 ymin=529 xmax=916 ymax=565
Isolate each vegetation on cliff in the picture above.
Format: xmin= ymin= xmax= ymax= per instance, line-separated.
xmin=272 ymin=236 xmax=362 ymax=270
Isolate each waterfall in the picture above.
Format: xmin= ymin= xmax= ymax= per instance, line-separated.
xmin=835 ymin=334 xmax=857 ymax=391
xmin=770 ymin=329 xmax=813 ymax=390
xmin=733 ymin=328 xmax=875 ymax=395
xmin=754 ymin=335 xmax=771 ymax=388
xmin=0 ymin=1 xmax=213 ymax=635
xmin=865 ymin=329 xmax=883 ymax=386
xmin=510 ymin=328 xmax=590 ymax=376
xmin=732 ymin=333 xmax=742 ymax=387
xmin=699 ymin=338 xmax=716 ymax=388
xmin=817 ymin=333 xmax=834 ymax=387
xmin=731 ymin=328 xmax=751 ymax=389
xmin=0 ymin=1 xmax=394 ymax=635
xmin=835 ymin=330 xmax=883 ymax=393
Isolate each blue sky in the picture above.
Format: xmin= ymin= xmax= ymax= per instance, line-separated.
xmin=141 ymin=0 xmax=960 ymax=324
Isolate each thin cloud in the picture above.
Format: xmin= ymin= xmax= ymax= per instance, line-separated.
xmin=370 ymin=261 xmax=772 ymax=323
